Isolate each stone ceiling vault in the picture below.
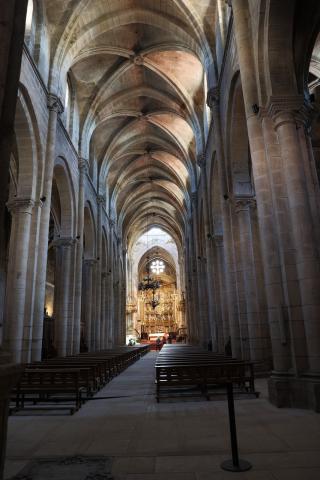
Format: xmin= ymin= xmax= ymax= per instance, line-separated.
xmin=44 ymin=0 xmax=217 ymax=245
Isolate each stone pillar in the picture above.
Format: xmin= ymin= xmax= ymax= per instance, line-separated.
xmin=235 ymin=197 xmax=264 ymax=363
xmin=83 ymin=259 xmax=95 ymax=350
xmin=214 ymin=234 xmax=229 ymax=352
xmin=31 ymin=94 xmax=63 ymax=361
xmin=95 ymin=195 xmax=104 ymax=350
xmin=229 ymin=0 xmax=292 ymax=374
xmin=269 ymin=100 xmax=320 ymax=373
xmin=207 ymin=88 xmax=241 ymax=359
xmin=73 ymin=158 xmax=88 ymax=354
xmin=5 ymin=198 xmax=34 ymax=362
xmin=0 ymin=2 xmax=28 ymax=333
xmin=52 ymin=237 xmax=73 ymax=357
xmin=101 ymin=271 xmax=107 ymax=349
xmin=197 ymin=154 xmax=218 ymax=349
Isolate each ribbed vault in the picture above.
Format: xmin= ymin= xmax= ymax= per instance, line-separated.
xmin=43 ymin=0 xmax=217 ymax=247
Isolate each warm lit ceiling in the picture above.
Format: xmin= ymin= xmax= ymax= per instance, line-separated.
xmin=45 ymin=0 xmax=217 ymax=250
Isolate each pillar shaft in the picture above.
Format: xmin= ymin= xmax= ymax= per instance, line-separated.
xmin=230 ymin=0 xmax=292 ymax=372
xmin=53 ymin=238 xmax=73 ymax=357
xmin=73 ymin=158 xmax=87 ymax=354
xmin=5 ymin=198 xmax=34 ymax=362
xmin=31 ymin=94 xmax=63 ymax=361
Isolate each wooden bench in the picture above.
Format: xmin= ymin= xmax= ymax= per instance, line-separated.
xmin=155 ymin=345 xmax=257 ymax=402
xmin=12 ymin=368 xmax=84 ymax=414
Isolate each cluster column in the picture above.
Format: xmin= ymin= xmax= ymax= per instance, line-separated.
xmin=52 ymin=237 xmax=73 ymax=357
xmin=73 ymin=158 xmax=88 ymax=354
xmin=32 ymin=94 xmax=63 ymax=361
xmin=5 ymin=198 xmax=34 ymax=362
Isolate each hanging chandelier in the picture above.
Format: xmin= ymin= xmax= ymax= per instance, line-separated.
xmin=138 ymin=257 xmax=161 ymax=309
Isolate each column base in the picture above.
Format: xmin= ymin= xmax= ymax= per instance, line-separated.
xmin=268 ymin=373 xmax=320 ymax=412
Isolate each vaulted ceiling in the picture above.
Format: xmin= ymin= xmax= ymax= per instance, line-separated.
xmin=44 ymin=0 xmax=217 ymax=249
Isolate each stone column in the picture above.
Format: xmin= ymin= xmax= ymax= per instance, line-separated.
xmin=101 ymin=271 xmax=107 ymax=349
xmin=229 ymin=1 xmax=292 ymax=374
xmin=52 ymin=237 xmax=73 ymax=357
xmin=207 ymin=88 xmax=241 ymax=359
xmin=235 ymin=197 xmax=264 ymax=362
xmin=0 ymin=2 xmax=28 ymax=332
xmin=214 ymin=234 xmax=229 ymax=352
xmin=31 ymin=93 xmax=63 ymax=361
xmin=73 ymin=158 xmax=88 ymax=354
xmin=269 ymin=100 xmax=320 ymax=373
xmin=5 ymin=198 xmax=34 ymax=362
xmin=83 ymin=259 xmax=95 ymax=350
xmin=95 ymin=195 xmax=104 ymax=350
xmin=197 ymin=154 xmax=219 ymax=349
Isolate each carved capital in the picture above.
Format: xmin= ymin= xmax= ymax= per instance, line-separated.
xmin=266 ymin=95 xmax=316 ymax=130
xmin=97 ymin=194 xmax=105 ymax=205
xmin=207 ymin=87 xmax=220 ymax=109
xmin=84 ymin=258 xmax=97 ymax=267
xmin=191 ymin=191 xmax=198 ymax=203
xmin=234 ymin=196 xmax=256 ymax=213
xmin=47 ymin=93 xmax=64 ymax=114
xmin=214 ymin=234 xmax=224 ymax=247
xmin=52 ymin=236 xmax=75 ymax=248
xmin=6 ymin=197 xmax=34 ymax=215
xmin=78 ymin=158 xmax=89 ymax=174
xmin=197 ymin=154 xmax=206 ymax=168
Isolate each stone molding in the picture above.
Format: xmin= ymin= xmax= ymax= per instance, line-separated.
xmin=214 ymin=234 xmax=224 ymax=247
xmin=83 ymin=258 xmax=98 ymax=267
xmin=197 ymin=153 xmax=206 ymax=168
xmin=266 ymin=95 xmax=317 ymax=130
xmin=191 ymin=191 xmax=197 ymax=203
xmin=47 ymin=93 xmax=64 ymax=114
xmin=78 ymin=158 xmax=89 ymax=174
xmin=52 ymin=237 xmax=75 ymax=248
xmin=6 ymin=197 xmax=35 ymax=214
xmin=207 ymin=87 xmax=220 ymax=109
xmin=97 ymin=194 xmax=105 ymax=205
xmin=234 ymin=196 xmax=256 ymax=213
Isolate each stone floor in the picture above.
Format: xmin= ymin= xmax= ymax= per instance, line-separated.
xmin=4 ymin=351 xmax=320 ymax=480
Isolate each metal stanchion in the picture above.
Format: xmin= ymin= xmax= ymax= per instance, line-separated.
xmin=221 ymin=383 xmax=252 ymax=472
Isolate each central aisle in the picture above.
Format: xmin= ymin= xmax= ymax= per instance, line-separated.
xmin=5 ymin=351 xmax=320 ymax=480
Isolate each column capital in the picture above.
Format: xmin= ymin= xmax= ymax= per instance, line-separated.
xmin=6 ymin=197 xmax=34 ymax=214
xmin=84 ymin=258 xmax=98 ymax=267
xmin=109 ymin=218 xmax=116 ymax=228
xmin=191 ymin=191 xmax=198 ymax=203
xmin=97 ymin=194 xmax=105 ymax=205
xmin=266 ymin=95 xmax=316 ymax=130
xmin=52 ymin=236 xmax=75 ymax=248
xmin=207 ymin=87 xmax=220 ymax=109
xmin=234 ymin=196 xmax=256 ymax=213
xmin=47 ymin=93 xmax=64 ymax=114
xmin=197 ymin=154 xmax=206 ymax=168
xmin=78 ymin=158 xmax=89 ymax=174
xmin=214 ymin=234 xmax=224 ymax=247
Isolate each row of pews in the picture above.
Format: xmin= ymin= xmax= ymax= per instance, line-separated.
xmin=11 ymin=345 xmax=150 ymax=415
xmin=155 ymin=344 xmax=258 ymax=402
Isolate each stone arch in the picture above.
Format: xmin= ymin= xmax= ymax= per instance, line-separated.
xmin=226 ymin=72 xmax=253 ymax=197
xmin=14 ymin=86 xmax=41 ymax=200
xmin=53 ymin=157 xmax=76 ymax=238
